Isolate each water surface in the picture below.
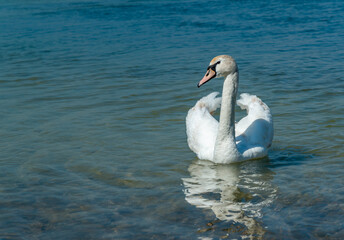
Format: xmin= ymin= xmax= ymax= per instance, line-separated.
xmin=1 ymin=0 xmax=343 ymax=239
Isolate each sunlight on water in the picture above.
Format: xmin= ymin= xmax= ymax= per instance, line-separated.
xmin=0 ymin=0 xmax=343 ymax=239
xmin=182 ymin=159 xmax=277 ymax=238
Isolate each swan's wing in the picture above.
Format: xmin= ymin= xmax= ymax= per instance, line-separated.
xmin=186 ymin=92 xmax=221 ymax=160
xmin=235 ymin=93 xmax=274 ymax=159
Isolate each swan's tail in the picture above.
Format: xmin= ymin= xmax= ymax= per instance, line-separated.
xmin=195 ymin=92 xmax=221 ymax=113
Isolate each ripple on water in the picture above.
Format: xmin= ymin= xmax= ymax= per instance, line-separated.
xmin=1 ymin=0 xmax=344 ymax=239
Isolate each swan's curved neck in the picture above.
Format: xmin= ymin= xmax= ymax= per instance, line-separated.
xmin=213 ymin=71 xmax=240 ymax=163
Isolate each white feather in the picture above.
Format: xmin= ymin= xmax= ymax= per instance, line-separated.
xmin=186 ymin=92 xmax=221 ymax=160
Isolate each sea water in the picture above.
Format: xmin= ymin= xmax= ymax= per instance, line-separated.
xmin=1 ymin=0 xmax=343 ymax=239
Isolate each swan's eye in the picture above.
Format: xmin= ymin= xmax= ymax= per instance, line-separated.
xmin=207 ymin=61 xmax=221 ymax=72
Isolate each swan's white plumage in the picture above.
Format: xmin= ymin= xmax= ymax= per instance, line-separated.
xmin=186 ymin=92 xmax=273 ymax=162
xmin=186 ymin=55 xmax=273 ymax=163
xmin=235 ymin=93 xmax=273 ymax=160
xmin=186 ymin=92 xmax=221 ymax=160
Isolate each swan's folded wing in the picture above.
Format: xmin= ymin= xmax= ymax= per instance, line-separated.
xmin=186 ymin=92 xmax=221 ymax=160
xmin=236 ymin=93 xmax=273 ymax=150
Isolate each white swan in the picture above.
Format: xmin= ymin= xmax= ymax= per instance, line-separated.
xmin=186 ymin=55 xmax=273 ymax=164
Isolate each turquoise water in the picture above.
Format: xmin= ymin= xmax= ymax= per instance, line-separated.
xmin=1 ymin=0 xmax=343 ymax=239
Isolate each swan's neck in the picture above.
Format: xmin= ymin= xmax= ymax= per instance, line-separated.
xmin=213 ymin=71 xmax=240 ymax=163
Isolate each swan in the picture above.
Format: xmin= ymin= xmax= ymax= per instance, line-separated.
xmin=186 ymin=55 xmax=273 ymax=164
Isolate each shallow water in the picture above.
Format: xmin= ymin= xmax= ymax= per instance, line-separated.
xmin=1 ymin=0 xmax=344 ymax=239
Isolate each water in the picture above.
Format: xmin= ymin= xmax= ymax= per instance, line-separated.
xmin=1 ymin=0 xmax=343 ymax=239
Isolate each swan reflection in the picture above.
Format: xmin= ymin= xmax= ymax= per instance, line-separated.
xmin=182 ymin=159 xmax=277 ymax=238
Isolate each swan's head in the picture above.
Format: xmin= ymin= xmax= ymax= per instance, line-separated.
xmin=198 ymin=55 xmax=238 ymax=88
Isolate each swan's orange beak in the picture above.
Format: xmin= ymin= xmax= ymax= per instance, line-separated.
xmin=197 ymin=69 xmax=216 ymax=88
